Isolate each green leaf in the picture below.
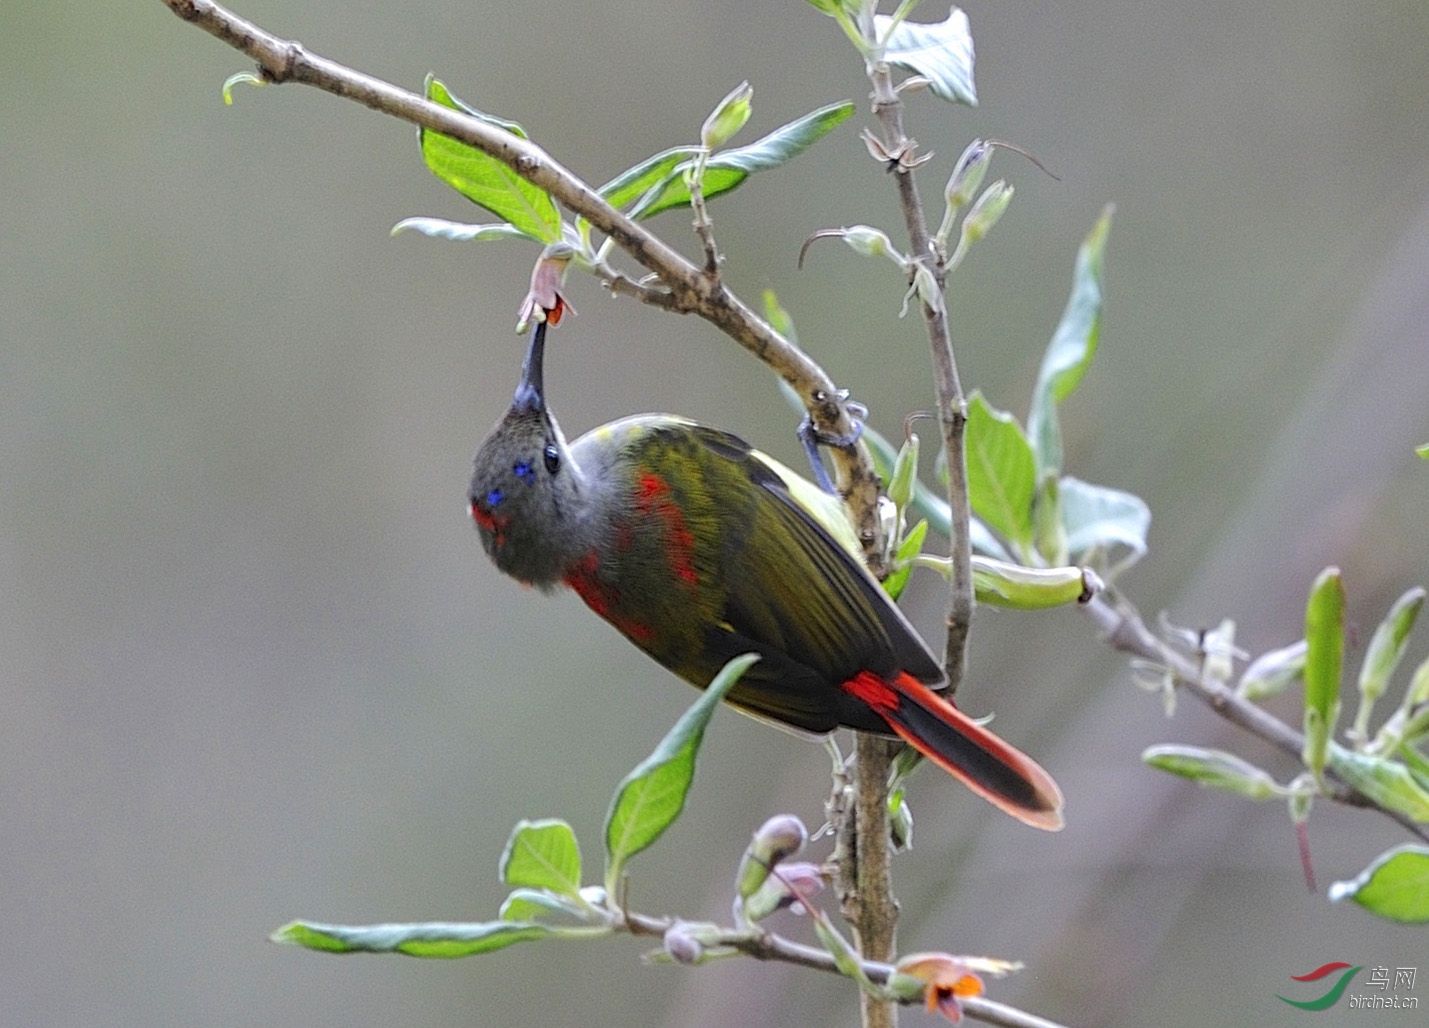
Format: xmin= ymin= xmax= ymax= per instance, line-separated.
xmin=1143 ymin=744 xmax=1281 ymax=800
xmin=883 ymin=519 xmax=928 ymax=601
xmin=861 ymin=423 xmax=1010 ymax=560
xmin=500 ymin=819 xmax=582 ymax=897
xmin=876 ymin=8 xmax=977 ymax=105
xmin=390 ymin=216 xmax=538 ymax=243
xmin=420 ymin=76 xmax=561 ymax=243
xmin=1026 ymin=207 xmax=1112 ymax=477
xmin=762 ymin=289 xmax=799 ymax=348
xmin=598 ymin=146 xmax=703 ymax=211
xmin=499 ymin=888 xmax=590 ymax=922
xmin=965 ymin=391 xmax=1036 ymax=555
xmin=1354 ymin=587 xmax=1426 ymax=738
xmin=1303 ymin=567 xmax=1344 ymax=777
xmin=1032 ymin=472 xmax=1067 ymax=567
xmin=1417 ymin=443 xmax=1429 ymax=459
xmin=1327 ymin=745 xmax=1429 ymax=822
xmin=633 ymin=102 xmax=855 ymax=219
xmin=1328 ymin=844 xmax=1429 ymax=923
xmin=604 ymin=653 xmax=758 ymax=891
xmin=1058 ymin=475 xmax=1150 ymax=574
xmin=272 ymin=919 xmax=554 ymax=958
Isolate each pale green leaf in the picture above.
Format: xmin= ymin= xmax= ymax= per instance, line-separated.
xmin=877 ymin=8 xmax=977 ymax=105
xmin=272 ymin=919 xmax=553 ymax=958
xmin=1328 ymin=844 xmax=1429 ymax=922
xmin=604 ymin=653 xmax=758 ymax=890
xmin=1027 ymin=207 xmax=1112 ymax=476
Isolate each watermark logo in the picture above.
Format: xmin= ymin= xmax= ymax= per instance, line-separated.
xmin=1277 ymin=962 xmax=1418 ymax=1012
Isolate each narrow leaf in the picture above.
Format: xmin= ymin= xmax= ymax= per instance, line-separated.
xmin=883 ymin=519 xmax=929 ymax=601
xmin=391 ymin=216 xmax=537 ymax=243
xmin=1143 ymin=744 xmax=1280 ymax=800
xmin=1303 ymin=567 xmax=1345 ymax=777
xmin=634 ymin=102 xmax=855 ymax=219
xmin=420 ymin=76 xmax=561 ymax=242
xmin=500 ymin=819 xmax=582 ymax=897
xmin=1356 ymin=586 xmax=1426 ymax=711
xmin=965 ymin=391 xmax=1036 ymax=554
xmin=599 ymin=146 xmax=702 ymax=211
xmin=604 ymin=653 xmax=758 ymax=889
xmin=1027 ymin=207 xmax=1112 ymax=477
xmin=499 ymin=888 xmax=590 ymax=922
xmin=272 ymin=919 xmax=553 ymax=958
xmin=1328 ymin=844 xmax=1429 ymax=923
xmin=1327 ymin=746 xmax=1429 ymax=822
xmin=877 ymin=8 xmax=977 ymax=105
xmin=1059 ymin=476 xmax=1150 ymax=575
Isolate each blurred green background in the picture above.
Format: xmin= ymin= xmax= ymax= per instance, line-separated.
xmin=5 ymin=2 xmax=1428 ymax=1026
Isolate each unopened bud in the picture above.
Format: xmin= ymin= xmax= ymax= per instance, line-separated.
xmin=842 ymin=225 xmax=893 ymax=259
xmin=887 ymin=432 xmax=920 ymax=513
xmin=945 ymin=139 xmax=992 ymax=212
xmin=735 ymin=814 xmax=807 ymax=899
xmin=701 ymin=81 xmax=753 ymax=150
xmin=1237 ymin=639 xmax=1307 ymax=700
xmin=961 ymin=180 xmax=1013 ymax=244
xmin=663 ymin=925 xmax=705 ymax=965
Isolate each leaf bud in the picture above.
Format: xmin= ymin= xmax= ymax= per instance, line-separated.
xmin=734 ymin=814 xmax=807 ymax=899
xmin=701 ymin=81 xmax=753 ymax=150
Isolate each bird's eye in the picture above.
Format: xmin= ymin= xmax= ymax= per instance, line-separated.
xmin=543 ymin=444 xmax=561 ymax=474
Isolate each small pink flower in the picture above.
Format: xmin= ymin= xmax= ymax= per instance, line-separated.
xmin=517 ymin=247 xmax=575 ymax=330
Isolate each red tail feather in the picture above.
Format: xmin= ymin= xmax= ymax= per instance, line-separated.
xmin=843 ymin=671 xmax=1064 ymax=831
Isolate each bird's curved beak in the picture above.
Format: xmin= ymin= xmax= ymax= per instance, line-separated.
xmin=511 ymin=320 xmax=547 ymax=415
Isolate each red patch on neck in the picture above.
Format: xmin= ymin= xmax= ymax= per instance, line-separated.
xmin=563 ymin=551 xmax=653 ymax=644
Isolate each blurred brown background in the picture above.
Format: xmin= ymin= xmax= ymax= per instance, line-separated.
xmin=4 ymin=2 xmax=1428 ymax=1026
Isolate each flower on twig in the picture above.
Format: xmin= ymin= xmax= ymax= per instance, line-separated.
xmin=887 ymin=952 xmax=988 ymax=1023
xmin=516 ymin=244 xmax=576 ymax=332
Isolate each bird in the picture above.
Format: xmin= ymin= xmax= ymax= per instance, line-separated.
xmin=468 ymin=321 xmax=1063 ymax=830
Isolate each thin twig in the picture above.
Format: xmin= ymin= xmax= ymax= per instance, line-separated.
xmin=867 ymin=71 xmax=973 ymax=695
xmin=621 ymin=909 xmax=1073 ymax=1028
xmin=158 ymin=0 xmax=886 ymax=558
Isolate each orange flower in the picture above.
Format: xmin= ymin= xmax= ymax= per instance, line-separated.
xmin=890 ymin=952 xmax=985 ymax=1024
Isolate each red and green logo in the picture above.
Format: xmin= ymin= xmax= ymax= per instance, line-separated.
xmin=1277 ymin=962 xmax=1363 ymax=1011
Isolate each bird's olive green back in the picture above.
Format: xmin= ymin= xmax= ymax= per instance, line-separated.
xmin=572 ymin=416 xmax=943 ymax=734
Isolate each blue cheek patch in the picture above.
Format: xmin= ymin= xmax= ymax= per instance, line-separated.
xmin=513 ymin=460 xmax=536 ymax=484
xmin=486 ymin=487 xmax=505 ymax=507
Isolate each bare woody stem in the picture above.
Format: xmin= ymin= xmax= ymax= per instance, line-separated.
xmin=159 ymin=0 xmax=886 ymax=560
xmin=867 ymin=74 xmax=974 ymax=696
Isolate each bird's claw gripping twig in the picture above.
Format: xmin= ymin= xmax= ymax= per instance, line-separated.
xmin=798 ymin=395 xmax=867 ymax=495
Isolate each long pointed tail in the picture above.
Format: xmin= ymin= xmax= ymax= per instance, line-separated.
xmin=844 ymin=671 xmax=1064 ymax=831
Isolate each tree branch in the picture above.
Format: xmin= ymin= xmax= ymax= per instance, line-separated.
xmin=159 ymin=0 xmax=887 ymax=556
xmin=621 ymin=909 xmax=1073 ymax=1028
xmin=1084 ymin=593 xmax=1429 ymax=843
